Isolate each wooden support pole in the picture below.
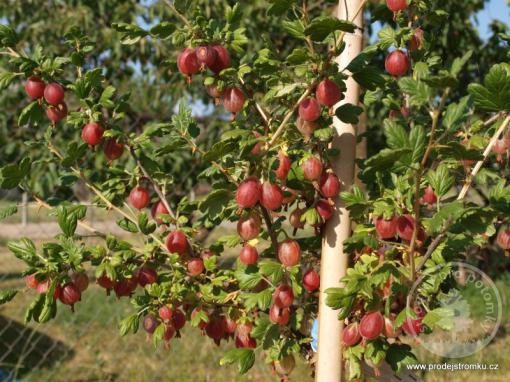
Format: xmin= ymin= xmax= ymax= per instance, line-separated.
xmin=315 ymin=1 xmax=364 ymax=381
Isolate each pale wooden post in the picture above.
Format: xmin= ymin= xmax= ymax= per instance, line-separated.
xmin=315 ymin=1 xmax=364 ymax=381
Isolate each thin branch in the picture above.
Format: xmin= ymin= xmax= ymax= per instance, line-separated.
xmin=267 ymin=0 xmax=367 ymax=148
xmin=164 ymin=0 xmax=191 ymax=27
xmin=407 ymin=89 xmax=450 ymax=281
xmin=260 ymin=206 xmax=279 ymax=254
xmin=128 ymin=145 xmax=177 ymax=221
xmin=415 ymin=114 xmax=510 ymax=274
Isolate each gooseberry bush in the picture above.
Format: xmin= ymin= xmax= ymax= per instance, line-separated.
xmin=0 ymin=0 xmax=510 ymax=380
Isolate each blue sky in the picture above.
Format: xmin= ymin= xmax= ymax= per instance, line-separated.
xmin=476 ymin=0 xmax=510 ymax=38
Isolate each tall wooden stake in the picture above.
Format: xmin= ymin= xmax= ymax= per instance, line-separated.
xmin=315 ymin=1 xmax=364 ymax=381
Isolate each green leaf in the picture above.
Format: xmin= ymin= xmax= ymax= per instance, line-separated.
xmin=0 ymin=289 xmax=17 ymax=305
xmin=386 ymin=344 xmax=418 ymax=373
xmin=119 ymin=314 xmax=140 ymax=336
xmin=398 ymin=77 xmax=432 ymax=106
xmin=384 ymin=120 xmax=408 ymax=149
xmin=443 ymin=96 xmax=471 ymax=132
xmin=99 ymin=86 xmax=116 ymax=108
xmin=18 ymin=101 xmax=44 ymax=126
xmin=267 ymin=0 xmax=295 ymax=16
xmin=0 ymin=24 xmax=17 ymax=47
xmin=423 ymin=307 xmax=454 ymax=330
xmin=304 ymin=16 xmax=355 ymax=42
xmin=335 ymin=104 xmax=363 ymax=124
xmin=362 ymin=148 xmax=412 ymax=177
xmin=199 ymin=189 xmax=232 ymax=222
xmin=111 ymin=23 xmax=148 ymax=44
xmin=282 ymin=20 xmax=306 ymax=40
xmin=150 ymin=22 xmax=175 ymax=39
xmin=468 ymin=64 xmax=510 ymax=112
xmin=377 ymin=26 xmax=396 ymax=49
xmin=0 ymin=72 xmax=18 ymax=90
xmin=409 ymin=125 xmax=426 ymax=163
xmin=117 ymin=218 xmax=138 ymax=233
xmin=8 ymin=238 xmax=38 ymax=264
xmin=0 ymin=205 xmax=17 ymax=220
xmin=56 ymin=205 xmax=78 ymax=237
xmin=220 ymin=349 xmax=255 ymax=374
xmin=426 ymin=164 xmax=454 ymax=197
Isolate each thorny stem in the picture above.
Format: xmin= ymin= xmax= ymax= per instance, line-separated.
xmin=128 ymin=145 xmax=177 ymax=222
xmin=415 ymin=114 xmax=510 ymax=274
xmin=267 ymin=0 xmax=367 ymax=148
xmin=164 ymin=0 xmax=192 ymax=27
xmin=47 ymin=142 xmax=167 ymax=250
xmin=407 ymin=89 xmax=450 ymax=281
xmin=260 ymin=206 xmax=279 ymax=254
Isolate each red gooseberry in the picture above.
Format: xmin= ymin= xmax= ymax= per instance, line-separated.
xmin=172 ymin=309 xmax=186 ymax=331
xmin=209 ymin=44 xmax=231 ymax=74
xmin=497 ymin=228 xmax=510 ymax=250
xmin=386 ymin=0 xmax=408 ymax=12
xmin=235 ymin=335 xmax=256 ymax=348
xmin=195 ymin=45 xmax=217 ymax=69
xmin=359 ymin=311 xmax=384 ymax=340
xmin=260 ymin=182 xmax=283 ymax=211
xmin=240 ymin=244 xmax=258 ymax=265
xmin=72 ymin=272 xmax=89 ymax=292
xmin=375 ymin=216 xmax=398 ymax=239
xmin=319 ymin=172 xmax=341 ymax=198
xmin=143 ymin=314 xmax=160 ymax=334
xmin=274 ymin=151 xmax=292 ymax=180
xmin=151 ymin=201 xmax=169 ymax=224
xmin=269 ymin=304 xmax=290 ymax=325
xmin=81 ymin=122 xmax=104 ymax=146
xmin=59 ymin=282 xmax=81 ymax=308
xmin=298 ymin=97 xmax=321 ymax=122
xmin=46 ymin=102 xmax=67 ymax=122
xmin=103 ymin=139 xmax=124 ymax=161
xmin=44 ymin=82 xmax=65 ymax=105
xmin=316 ymin=79 xmax=341 ymax=107
xmin=159 ymin=305 xmax=173 ymax=322
xmin=25 ymin=76 xmax=46 ymax=99
xmin=236 ymin=177 xmax=261 ymax=208
xmin=342 ymin=322 xmax=361 ymax=347
xmin=129 ymin=186 xmax=150 ymax=210
xmin=177 ymin=48 xmax=200 ymax=77
xmin=25 ymin=274 xmax=39 ymax=289
xmin=273 ymin=285 xmax=294 ymax=308
xmin=422 ymin=185 xmax=437 ymax=205
xmin=137 ymin=267 xmax=158 ymax=286
xmin=187 ymin=258 xmax=204 ymax=276
xmin=165 ymin=230 xmax=189 ymax=255
xmin=316 ymin=199 xmax=333 ymax=222
xmin=114 ymin=277 xmax=138 ymax=298
xmin=97 ymin=274 xmax=115 ymax=290
xmin=289 ymin=208 xmax=305 ymax=229
xmin=296 ymin=118 xmax=318 ymax=141
xmin=385 ymin=50 xmax=410 ymax=77
xmin=303 ymin=269 xmax=320 ymax=292
xmin=302 ymin=157 xmax=323 ymax=181
xmin=237 ymin=212 xmax=262 ymax=241
xmin=409 ymin=28 xmax=424 ymax=51
xmin=222 ymin=87 xmax=245 ymax=115
xmin=278 ymin=239 xmax=301 ymax=267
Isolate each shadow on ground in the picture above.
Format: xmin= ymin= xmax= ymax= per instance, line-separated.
xmin=0 ymin=316 xmax=74 ymax=380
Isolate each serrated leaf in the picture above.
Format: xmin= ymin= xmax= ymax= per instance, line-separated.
xmin=0 ymin=289 xmax=17 ymax=305
xmin=305 ymin=16 xmax=355 ymax=41
xmin=335 ymin=104 xmax=363 ymax=124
